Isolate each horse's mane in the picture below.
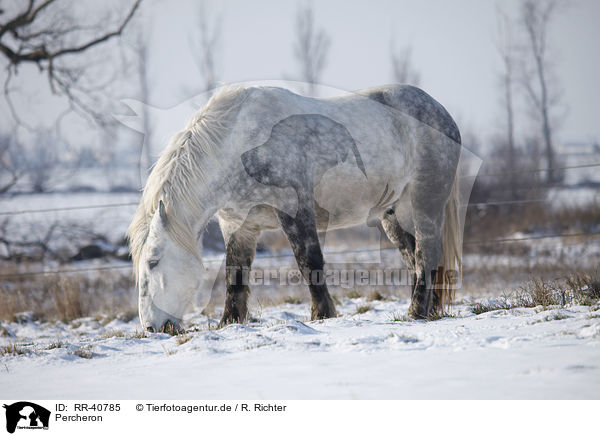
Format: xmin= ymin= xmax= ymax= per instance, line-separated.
xmin=128 ymin=86 xmax=248 ymax=276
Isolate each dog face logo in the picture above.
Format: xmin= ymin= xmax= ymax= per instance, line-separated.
xmin=3 ymin=402 xmax=50 ymax=433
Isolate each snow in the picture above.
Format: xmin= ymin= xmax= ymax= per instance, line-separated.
xmin=2 ymin=192 xmax=140 ymax=247
xmin=2 ymin=189 xmax=599 ymax=400
xmin=549 ymin=186 xmax=600 ymax=208
xmin=1 ymin=298 xmax=599 ymax=399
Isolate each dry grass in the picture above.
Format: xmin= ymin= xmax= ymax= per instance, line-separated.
xmin=176 ymin=334 xmax=192 ymax=345
xmin=520 ymin=271 xmax=600 ymax=307
xmin=389 ymin=311 xmax=412 ymax=322
xmin=533 ymin=312 xmax=572 ymax=323
xmin=471 ymin=271 xmax=600 ymax=314
xmin=471 ymin=298 xmax=517 ymax=315
xmin=426 ymin=311 xmax=456 ymax=320
xmin=367 ymin=290 xmax=387 ymax=301
xmin=565 ymin=271 xmax=600 ymax=304
xmin=464 ymin=201 xmax=600 ymax=252
xmin=354 ymin=304 xmax=372 ymax=314
xmin=102 ymin=330 xmax=126 ymax=339
xmin=520 ymin=278 xmax=561 ymax=307
xmin=0 ymin=343 xmax=30 ymax=356
xmin=46 ymin=341 xmax=66 ymax=350
xmin=161 ymin=345 xmax=177 ymax=356
xmin=51 ymin=277 xmax=83 ymax=321
xmin=0 ymin=263 xmax=136 ymax=323
xmin=282 ymin=296 xmax=304 ymax=305
xmin=69 ymin=345 xmax=94 ymax=359
xmin=0 ymin=325 xmax=13 ymax=337
xmin=345 ymin=289 xmax=363 ymax=299
xmin=129 ymin=330 xmax=148 ymax=339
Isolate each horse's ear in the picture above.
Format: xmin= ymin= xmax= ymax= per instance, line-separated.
xmin=158 ymin=200 xmax=168 ymax=226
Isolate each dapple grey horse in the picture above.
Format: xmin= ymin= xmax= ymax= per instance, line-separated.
xmin=128 ymin=84 xmax=462 ymax=333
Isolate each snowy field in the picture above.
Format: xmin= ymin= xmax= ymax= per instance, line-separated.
xmin=1 ymin=297 xmax=599 ymax=399
xmin=1 ymin=190 xmax=599 ymax=399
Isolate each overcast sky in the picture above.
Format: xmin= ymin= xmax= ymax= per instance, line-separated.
xmin=1 ymin=0 xmax=598 ymax=151
xmin=141 ymin=0 xmax=600 ymax=145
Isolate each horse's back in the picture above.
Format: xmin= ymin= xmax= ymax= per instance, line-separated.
xmin=221 ymin=84 xmax=461 ymax=231
xmin=239 ymin=84 xmax=460 ymax=146
xmin=356 ymin=84 xmax=461 ymax=145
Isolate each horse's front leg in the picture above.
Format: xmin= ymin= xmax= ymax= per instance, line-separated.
xmin=218 ymin=222 xmax=259 ymax=327
xmin=276 ymin=201 xmax=337 ymax=320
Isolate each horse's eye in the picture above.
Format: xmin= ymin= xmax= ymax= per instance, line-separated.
xmin=148 ymin=259 xmax=159 ymax=270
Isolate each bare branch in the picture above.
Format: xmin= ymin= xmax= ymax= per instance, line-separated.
xmin=0 ymin=143 xmax=22 ymax=194
xmin=0 ymin=0 xmax=141 ymax=64
xmin=518 ymin=0 xmax=563 ymax=183
xmin=0 ymin=0 xmax=53 ymax=40
xmin=0 ymin=0 xmax=142 ymax=126
xmin=2 ymin=66 xmax=38 ymax=131
xmin=49 ymin=1 xmax=141 ymax=59
xmin=390 ymin=41 xmax=420 ymax=86
xmin=188 ymin=1 xmax=222 ymax=93
xmin=292 ymin=3 xmax=330 ymax=95
xmin=495 ymin=6 xmax=519 ymax=198
xmin=131 ymin=24 xmax=153 ymax=176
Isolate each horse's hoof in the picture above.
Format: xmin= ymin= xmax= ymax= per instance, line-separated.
xmin=407 ymin=305 xmax=428 ymax=320
xmin=218 ymin=312 xmax=246 ymax=328
xmin=311 ymin=304 xmax=337 ymax=320
xmin=217 ymin=319 xmax=237 ymax=328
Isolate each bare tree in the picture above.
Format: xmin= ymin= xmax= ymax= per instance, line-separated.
xmin=0 ymin=0 xmax=142 ymax=126
xmin=390 ymin=42 xmax=420 ymax=86
xmin=293 ymin=3 xmax=330 ymax=95
xmin=0 ymin=134 xmax=21 ymax=194
xmin=496 ymin=7 xmax=517 ymax=198
xmin=189 ymin=1 xmax=222 ymax=94
xmin=20 ymin=132 xmax=63 ymax=193
xmin=132 ymin=26 xmax=153 ymax=176
xmin=518 ymin=0 xmax=562 ymax=183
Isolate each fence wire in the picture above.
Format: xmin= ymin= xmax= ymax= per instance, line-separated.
xmin=1 ymin=162 xmax=599 ymax=216
xmin=1 ymin=162 xmax=598 ymax=279
xmin=1 ymin=229 xmax=599 ymax=279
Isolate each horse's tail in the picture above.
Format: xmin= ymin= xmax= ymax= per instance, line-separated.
xmin=437 ymin=172 xmax=462 ymax=310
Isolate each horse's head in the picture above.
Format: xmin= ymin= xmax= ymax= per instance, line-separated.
xmin=136 ymin=201 xmax=204 ymax=334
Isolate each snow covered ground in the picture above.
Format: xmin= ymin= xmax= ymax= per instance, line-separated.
xmin=1 ymin=297 xmax=599 ymax=399
xmin=2 ymin=190 xmax=599 ymax=400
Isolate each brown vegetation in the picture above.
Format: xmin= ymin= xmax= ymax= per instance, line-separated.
xmin=471 ymin=270 xmax=600 ymax=314
xmin=0 ymin=265 xmax=135 ymax=322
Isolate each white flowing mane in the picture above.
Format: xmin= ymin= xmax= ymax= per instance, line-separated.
xmin=128 ymin=86 xmax=248 ymax=275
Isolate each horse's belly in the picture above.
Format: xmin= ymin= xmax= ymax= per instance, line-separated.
xmin=220 ymin=163 xmax=404 ymax=232
xmin=313 ymin=163 xmax=403 ymax=230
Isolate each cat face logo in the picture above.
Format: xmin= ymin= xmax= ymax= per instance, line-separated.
xmin=3 ymin=402 xmax=50 ymax=434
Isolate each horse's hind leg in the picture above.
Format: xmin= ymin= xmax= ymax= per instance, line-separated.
xmin=276 ymin=198 xmax=337 ymax=320
xmin=218 ymin=220 xmax=259 ymax=327
xmin=407 ymin=138 xmax=458 ymax=318
xmin=381 ymin=210 xmax=443 ymax=312
xmin=408 ymin=222 xmax=444 ymax=319
xmin=381 ymin=210 xmax=416 ymax=272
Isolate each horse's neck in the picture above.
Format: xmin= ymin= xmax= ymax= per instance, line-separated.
xmin=190 ymin=203 xmax=219 ymax=248
xmin=173 ymin=152 xmax=224 ymax=237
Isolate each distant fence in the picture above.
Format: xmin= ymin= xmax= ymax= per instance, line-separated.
xmin=1 ymin=162 xmax=599 ymax=279
xmin=1 ymin=230 xmax=599 ymax=279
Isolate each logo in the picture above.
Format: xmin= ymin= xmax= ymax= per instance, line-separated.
xmin=3 ymin=402 xmax=50 ymax=434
